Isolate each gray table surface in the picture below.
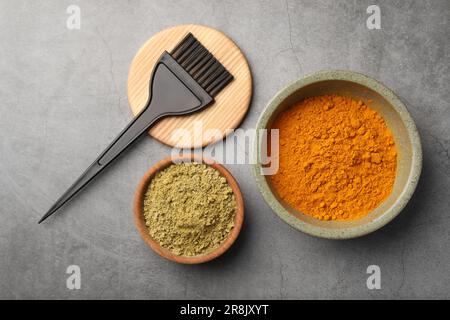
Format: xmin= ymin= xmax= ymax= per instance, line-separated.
xmin=1 ymin=0 xmax=449 ymax=299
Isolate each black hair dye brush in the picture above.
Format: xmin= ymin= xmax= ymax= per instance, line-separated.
xmin=39 ymin=33 xmax=233 ymax=223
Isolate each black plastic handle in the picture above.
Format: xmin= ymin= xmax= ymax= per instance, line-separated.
xmin=38 ymin=54 xmax=209 ymax=223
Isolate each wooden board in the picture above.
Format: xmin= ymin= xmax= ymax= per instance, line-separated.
xmin=127 ymin=24 xmax=253 ymax=148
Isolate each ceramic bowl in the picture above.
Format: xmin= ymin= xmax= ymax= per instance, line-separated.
xmin=254 ymin=70 xmax=422 ymax=239
xmin=134 ymin=154 xmax=244 ymax=263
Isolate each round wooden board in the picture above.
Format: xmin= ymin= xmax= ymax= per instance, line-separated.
xmin=127 ymin=24 xmax=253 ymax=148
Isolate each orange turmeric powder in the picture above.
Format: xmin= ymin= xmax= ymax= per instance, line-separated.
xmin=269 ymin=94 xmax=397 ymax=221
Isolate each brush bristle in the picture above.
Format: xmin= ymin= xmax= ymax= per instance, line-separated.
xmin=170 ymin=33 xmax=234 ymax=97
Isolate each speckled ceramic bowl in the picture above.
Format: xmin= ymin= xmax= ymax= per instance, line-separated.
xmin=254 ymin=70 xmax=422 ymax=239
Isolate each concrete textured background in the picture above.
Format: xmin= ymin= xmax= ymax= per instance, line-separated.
xmin=1 ymin=0 xmax=449 ymax=299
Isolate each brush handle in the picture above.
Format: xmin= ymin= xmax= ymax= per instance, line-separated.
xmin=38 ymin=98 xmax=161 ymax=223
xmin=39 ymin=54 xmax=213 ymax=223
xmin=97 ymin=105 xmax=160 ymax=165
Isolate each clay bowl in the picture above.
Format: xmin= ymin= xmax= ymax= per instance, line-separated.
xmin=254 ymin=70 xmax=422 ymax=239
xmin=134 ymin=154 xmax=244 ymax=264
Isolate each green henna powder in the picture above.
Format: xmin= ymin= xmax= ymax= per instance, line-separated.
xmin=143 ymin=162 xmax=236 ymax=256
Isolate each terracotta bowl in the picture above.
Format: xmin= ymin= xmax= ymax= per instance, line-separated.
xmin=254 ymin=70 xmax=422 ymax=239
xmin=133 ymin=154 xmax=244 ymax=264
